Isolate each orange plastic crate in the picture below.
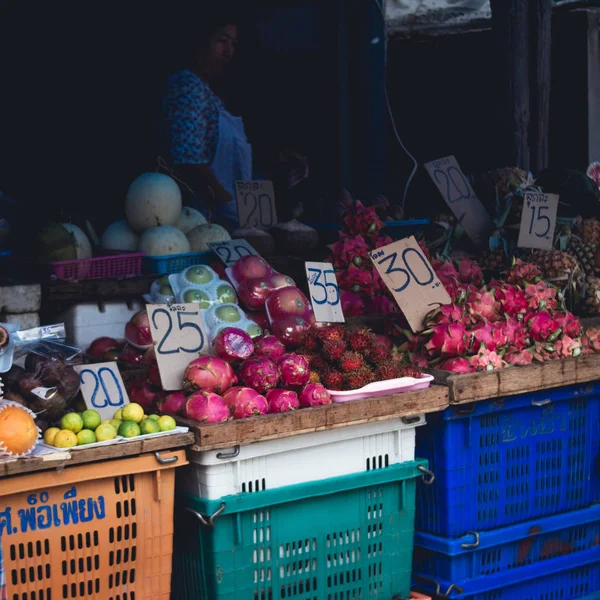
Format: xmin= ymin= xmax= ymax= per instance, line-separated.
xmin=0 ymin=450 xmax=187 ymax=600
xmin=410 ymin=593 xmax=432 ymax=600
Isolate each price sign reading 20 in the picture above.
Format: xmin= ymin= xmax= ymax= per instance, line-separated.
xmin=235 ymin=180 xmax=278 ymax=230
xmin=305 ymin=262 xmax=344 ymax=323
xmin=370 ymin=236 xmax=451 ymax=333
xmin=209 ymin=239 xmax=258 ymax=267
xmin=146 ymin=303 xmax=209 ymax=391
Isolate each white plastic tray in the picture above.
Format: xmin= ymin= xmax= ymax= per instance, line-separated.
xmin=327 ymin=374 xmax=434 ymax=403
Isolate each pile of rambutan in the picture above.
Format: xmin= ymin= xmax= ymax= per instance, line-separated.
xmin=296 ymin=325 xmax=422 ymax=391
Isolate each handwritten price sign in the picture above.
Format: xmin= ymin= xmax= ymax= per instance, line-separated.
xmin=370 ymin=236 xmax=451 ymax=332
xmin=235 ymin=180 xmax=278 ymax=229
xmin=517 ymin=191 xmax=559 ymax=250
xmin=74 ymin=362 xmax=130 ymax=421
xmin=209 ymin=239 xmax=259 ymax=267
xmin=424 ymin=155 xmax=493 ymax=245
xmin=305 ymin=262 xmax=345 ymax=323
xmin=146 ymin=303 xmax=208 ymax=390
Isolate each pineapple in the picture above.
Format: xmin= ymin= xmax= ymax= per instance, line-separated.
xmin=584 ymin=275 xmax=600 ymax=314
xmin=568 ymin=237 xmax=597 ymax=276
xmin=582 ymin=218 xmax=600 ymax=245
xmin=530 ymin=249 xmax=581 ymax=281
xmin=480 ymin=249 xmax=509 ymax=273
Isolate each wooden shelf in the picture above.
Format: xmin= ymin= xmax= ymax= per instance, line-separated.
xmin=0 ymin=431 xmax=194 ymax=478
xmin=178 ymin=385 xmax=449 ymax=451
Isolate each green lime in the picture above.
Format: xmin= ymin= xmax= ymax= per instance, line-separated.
xmin=122 ymin=403 xmax=144 ymax=423
xmin=140 ymin=418 xmax=161 ymax=435
xmin=113 ymin=408 xmax=123 ymax=420
xmin=118 ymin=421 xmax=141 ymax=438
xmin=53 ymin=430 xmax=78 ymax=448
xmin=60 ymin=412 xmax=84 ymax=434
xmin=109 ymin=419 xmax=122 ymax=429
xmin=147 ymin=414 xmax=160 ymax=421
xmin=81 ymin=409 xmax=101 ymax=430
xmin=76 ymin=429 xmax=97 ymax=445
xmin=158 ymin=415 xmax=176 ymax=432
xmin=95 ymin=423 xmax=117 ymax=442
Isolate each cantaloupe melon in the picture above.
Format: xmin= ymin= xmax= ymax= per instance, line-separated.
xmin=187 ymin=223 xmax=231 ymax=252
xmin=138 ymin=225 xmax=191 ymax=257
xmin=175 ymin=207 xmax=208 ymax=234
xmin=101 ymin=220 xmax=139 ymax=251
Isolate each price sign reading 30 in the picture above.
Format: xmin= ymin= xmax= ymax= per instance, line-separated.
xmin=370 ymin=236 xmax=451 ymax=332
xmin=74 ymin=362 xmax=130 ymax=421
xmin=517 ymin=191 xmax=559 ymax=250
xmin=146 ymin=303 xmax=209 ymax=390
xmin=305 ymin=261 xmax=345 ymax=323
xmin=235 ymin=180 xmax=278 ymax=229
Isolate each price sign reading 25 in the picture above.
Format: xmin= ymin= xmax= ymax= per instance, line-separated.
xmin=370 ymin=236 xmax=451 ymax=333
xmin=517 ymin=192 xmax=559 ymax=251
xmin=146 ymin=303 xmax=209 ymax=391
xmin=74 ymin=362 xmax=130 ymax=421
xmin=305 ymin=262 xmax=345 ymax=323
xmin=235 ymin=180 xmax=278 ymax=229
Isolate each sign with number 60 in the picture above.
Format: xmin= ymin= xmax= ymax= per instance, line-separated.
xmin=74 ymin=362 xmax=130 ymax=421
xmin=370 ymin=236 xmax=451 ymax=332
xmin=305 ymin=262 xmax=345 ymax=323
xmin=517 ymin=191 xmax=559 ymax=250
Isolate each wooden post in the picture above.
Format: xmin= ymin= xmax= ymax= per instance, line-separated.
xmin=530 ymin=0 xmax=553 ymax=174
xmin=490 ymin=0 xmax=530 ymax=171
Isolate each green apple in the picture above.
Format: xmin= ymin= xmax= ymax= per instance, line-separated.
xmin=216 ymin=284 xmax=236 ymax=304
xmin=158 ymin=275 xmax=171 ymax=287
xmin=185 ymin=266 xmax=213 ymax=285
xmin=159 ymin=284 xmax=174 ymax=296
xmin=183 ymin=289 xmax=211 ymax=309
xmin=246 ymin=323 xmax=263 ymax=338
xmin=215 ymin=305 xmax=241 ymax=323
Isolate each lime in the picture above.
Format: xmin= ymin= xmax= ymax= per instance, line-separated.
xmin=122 ymin=403 xmax=144 ymax=423
xmin=109 ymin=419 xmax=123 ymax=429
xmin=113 ymin=408 xmax=123 ymax=420
xmin=53 ymin=430 xmax=78 ymax=448
xmin=60 ymin=412 xmax=84 ymax=434
xmin=95 ymin=423 xmax=117 ymax=442
xmin=118 ymin=421 xmax=141 ymax=438
xmin=43 ymin=427 xmax=60 ymax=446
xmin=140 ymin=418 xmax=161 ymax=435
xmin=147 ymin=414 xmax=160 ymax=421
xmin=76 ymin=429 xmax=96 ymax=445
xmin=158 ymin=415 xmax=177 ymax=432
xmin=81 ymin=409 xmax=101 ymax=431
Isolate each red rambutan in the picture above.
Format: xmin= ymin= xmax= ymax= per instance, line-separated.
xmin=322 ymin=369 xmax=344 ymax=390
xmin=323 ymin=339 xmax=347 ymax=361
xmin=303 ymin=333 xmax=320 ymax=352
xmin=317 ymin=325 xmax=345 ymax=343
xmin=339 ymin=351 xmax=365 ymax=372
xmin=366 ymin=344 xmax=390 ymax=363
xmin=346 ymin=328 xmax=374 ymax=352
xmin=377 ymin=363 xmax=403 ymax=381
xmin=308 ymin=354 xmax=329 ymax=373
xmin=345 ymin=367 xmax=376 ymax=390
xmin=400 ymin=366 xmax=422 ymax=379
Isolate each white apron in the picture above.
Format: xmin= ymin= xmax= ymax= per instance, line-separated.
xmin=210 ymin=108 xmax=252 ymax=226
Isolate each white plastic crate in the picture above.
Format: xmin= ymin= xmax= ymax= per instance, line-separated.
xmin=178 ymin=414 xmax=425 ymax=499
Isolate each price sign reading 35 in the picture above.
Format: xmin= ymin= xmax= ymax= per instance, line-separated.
xmin=74 ymin=362 xmax=130 ymax=421
xmin=305 ymin=262 xmax=345 ymax=323
xmin=370 ymin=236 xmax=451 ymax=332
xmin=209 ymin=239 xmax=259 ymax=267
xmin=146 ymin=303 xmax=209 ymax=390
xmin=517 ymin=191 xmax=559 ymax=250
xmin=235 ymin=180 xmax=278 ymax=229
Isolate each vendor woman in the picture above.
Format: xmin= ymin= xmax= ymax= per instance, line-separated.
xmin=157 ymin=7 xmax=249 ymax=227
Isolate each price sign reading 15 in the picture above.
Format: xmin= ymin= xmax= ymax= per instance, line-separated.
xmin=235 ymin=180 xmax=278 ymax=229
xmin=517 ymin=191 xmax=559 ymax=250
xmin=146 ymin=303 xmax=208 ymax=391
xmin=209 ymin=239 xmax=259 ymax=267
xmin=73 ymin=362 xmax=130 ymax=421
xmin=305 ymin=262 xmax=345 ymax=323
xmin=370 ymin=236 xmax=451 ymax=333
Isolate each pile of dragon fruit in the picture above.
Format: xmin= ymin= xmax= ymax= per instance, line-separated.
xmin=394 ymin=255 xmax=600 ymax=373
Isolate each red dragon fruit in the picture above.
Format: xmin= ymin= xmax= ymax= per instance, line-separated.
xmin=500 ymin=317 xmax=530 ymax=350
xmin=432 ymin=260 xmax=459 ymax=287
xmin=526 ymin=311 xmax=561 ymax=342
xmin=277 ymin=353 xmax=310 ymax=388
xmin=299 ymin=383 xmax=332 ymax=407
xmin=127 ymin=379 xmax=159 ymax=410
xmin=493 ymin=284 xmax=529 ymax=317
xmin=125 ymin=310 xmax=153 ymax=349
xmin=424 ymin=304 xmax=468 ymax=328
xmin=439 ymin=357 xmax=477 ymax=373
xmin=266 ymin=389 xmax=299 ymax=413
xmin=504 ymin=347 xmax=534 ymax=366
xmin=508 ymin=260 xmax=542 ymax=286
xmin=467 ymin=289 xmax=500 ymax=323
xmin=156 ymin=391 xmax=188 ymax=416
xmin=253 ymin=335 xmax=286 ymax=362
xmin=183 ymin=356 xmax=236 ymax=394
xmin=552 ymin=312 xmax=582 ymax=339
xmin=554 ymin=335 xmax=583 ymax=359
xmin=471 ymin=322 xmax=496 ymax=353
xmin=456 ymin=258 xmax=483 ymax=286
xmin=238 ymin=356 xmax=279 ymax=393
xmin=223 ymin=387 xmax=269 ymax=419
xmin=183 ymin=391 xmax=231 ymax=423
xmin=424 ymin=324 xmax=469 ymax=358
xmin=212 ymin=328 xmax=254 ymax=363
xmin=582 ymin=328 xmax=600 ymax=352
xmin=524 ymin=281 xmax=558 ymax=311
xmin=469 ymin=347 xmax=507 ymax=371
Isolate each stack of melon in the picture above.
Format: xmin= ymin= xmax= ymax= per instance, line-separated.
xmin=101 ymin=173 xmax=232 ymax=257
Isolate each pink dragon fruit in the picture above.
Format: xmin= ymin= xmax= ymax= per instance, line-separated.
xmin=432 ymin=260 xmax=459 ymax=287
xmin=493 ymin=284 xmax=529 ymax=317
xmin=554 ymin=335 xmax=583 ymax=359
xmin=266 ymin=389 xmax=300 ymax=413
xmin=212 ymin=328 xmax=254 ymax=363
xmin=183 ymin=356 xmax=236 ymax=394
xmin=156 ymin=391 xmax=188 ymax=416
xmin=500 ymin=317 xmax=530 ymax=350
xmin=582 ymin=328 xmax=600 ymax=352
xmin=471 ymin=322 xmax=496 ymax=353
xmin=526 ymin=311 xmax=561 ymax=342
xmin=340 ymin=290 xmax=366 ymax=317
xmin=299 ymin=383 xmax=332 ymax=407
xmin=253 ymin=335 xmax=286 ymax=362
xmin=456 ymin=258 xmax=483 ymax=286
xmin=508 ymin=260 xmax=542 ymax=286
xmin=524 ymin=282 xmax=558 ymax=311
xmin=238 ymin=356 xmax=280 ymax=393
xmin=148 ymin=361 xmax=162 ymax=387
xmin=223 ymin=387 xmax=269 ymax=419
xmin=533 ymin=341 xmax=556 ymax=362
xmin=467 ymin=289 xmax=500 ymax=322
xmin=424 ymin=324 xmax=469 ymax=358
xmin=423 ymin=304 xmax=468 ymax=328
xmin=469 ymin=347 xmax=507 ymax=371
xmin=552 ymin=312 xmax=582 ymax=339
xmin=439 ymin=357 xmax=477 ymax=373
xmin=127 ymin=379 xmax=159 ymax=410
xmin=371 ymin=296 xmax=398 ymax=314
xmin=277 ymin=353 xmax=310 ymax=388
xmin=183 ymin=391 xmax=231 ymax=423
xmin=504 ymin=347 xmax=534 ymax=366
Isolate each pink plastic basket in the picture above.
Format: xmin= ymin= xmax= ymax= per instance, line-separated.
xmin=327 ymin=374 xmax=434 ymax=403
xmin=48 ymin=252 xmax=144 ymax=281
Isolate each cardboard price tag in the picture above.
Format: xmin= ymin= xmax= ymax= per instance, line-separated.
xmin=73 ymin=362 xmax=130 ymax=421
xmin=424 ymin=155 xmax=493 ymax=245
xmin=305 ymin=262 xmax=345 ymax=323
xmin=235 ymin=180 xmax=277 ymax=229
xmin=517 ymin=191 xmax=559 ymax=250
xmin=209 ymin=239 xmax=259 ymax=267
xmin=146 ymin=303 xmax=209 ymax=391
xmin=370 ymin=236 xmax=451 ymax=332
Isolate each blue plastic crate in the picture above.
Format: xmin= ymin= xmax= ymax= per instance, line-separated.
xmin=143 ymin=250 xmax=214 ymax=275
xmin=413 ymin=503 xmax=600 ymax=595
xmin=172 ymin=460 xmax=426 ymax=600
xmin=415 ymin=383 xmax=600 ymax=537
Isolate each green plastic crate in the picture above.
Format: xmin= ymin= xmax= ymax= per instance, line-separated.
xmin=172 ymin=459 xmax=427 ymax=600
